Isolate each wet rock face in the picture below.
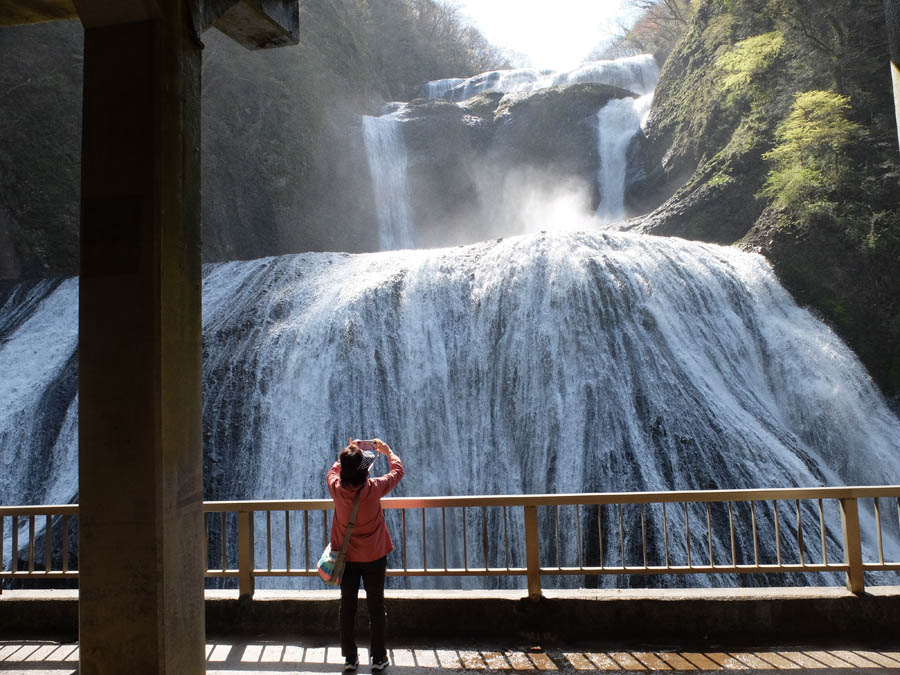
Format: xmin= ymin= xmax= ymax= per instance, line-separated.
xmin=397 ymin=99 xmax=486 ymax=248
xmin=400 ymin=99 xmax=478 ymax=170
xmin=396 ymin=83 xmax=638 ymax=248
xmin=458 ymin=91 xmax=505 ymax=120
xmin=0 ymin=22 xmax=83 ymax=280
xmin=492 ymin=84 xmax=633 ymax=177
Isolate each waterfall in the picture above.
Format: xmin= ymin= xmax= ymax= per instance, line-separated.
xmin=6 ymin=231 xmax=898 ymax=584
xmin=362 ymin=110 xmax=416 ymax=251
xmin=0 ymin=279 xmax=79 ymax=570
xmin=422 ymin=78 xmax=465 ymax=99
xmin=0 ymin=279 xmax=78 ymax=510
xmin=421 ymin=54 xmax=660 ymax=101
xmin=595 ymin=93 xmax=653 ymax=222
xmin=195 ymin=232 xmax=900 ymax=500
xmin=3 ymin=45 xmax=898 ymax=589
xmin=551 ymin=55 xmax=659 ymax=94
xmin=394 ymin=54 xmax=662 ymax=245
xmin=201 ymin=231 xmax=900 ymax=588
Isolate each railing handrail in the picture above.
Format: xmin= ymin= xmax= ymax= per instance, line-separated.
xmin=4 ymin=486 xmax=899 ymax=514
xmin=3 ymin=485 xmax=899 ymax=599
xmin=202 ymin=485 xmax=900 ymax=512
xmin=0 ymin=504 xmax=79 ymax=516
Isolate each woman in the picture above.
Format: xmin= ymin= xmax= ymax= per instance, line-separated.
xmin=328 ymin=437 xmax=404 ymax=672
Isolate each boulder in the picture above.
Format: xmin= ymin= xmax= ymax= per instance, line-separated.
xmin=392 ymin=98 xmax=489 ymax=248
xmin=395 ymin=83 xmax=639 ymax=246
xmin=492 ymin=84 xmax=633 ymax=171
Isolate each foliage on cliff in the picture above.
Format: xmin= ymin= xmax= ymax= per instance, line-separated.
xmin=637 ymin=0 xmax=900 ymax=396
xmin=760 ymin=90 xmax=864 ymax=209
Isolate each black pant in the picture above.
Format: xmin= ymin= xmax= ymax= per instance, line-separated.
xmin=340 ymin=556 xmax=387 ymax=662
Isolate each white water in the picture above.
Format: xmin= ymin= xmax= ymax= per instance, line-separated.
xmin=362 ymin=111 xmax=416 ymax=250
xmin=3 ymin=48 xmax=899 ymax=587
xmin=422 ymin=54 xmax=659 ymax=101
xmin=0 ymin=279 xmax=78 ymax=506
xmin=3 ymin=232 xmax=900 ymax=584
xmin=364 ymin=55 xmax=661 ymax=251
xmin=422 ymin=78 xmax=465 ymax=99
xmin=595 ymin=93 xmax=654 ymax=221
xmin=0 ymin=279 xmax=79 ymax=569
xmin=198 ymin=232 xmax=900 ymax=496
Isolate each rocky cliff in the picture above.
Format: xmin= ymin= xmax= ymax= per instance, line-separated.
xmin=627 ymin=0 xmax=900 ymax=399
xmin=0 ymin=21 xmax=82 ymax=279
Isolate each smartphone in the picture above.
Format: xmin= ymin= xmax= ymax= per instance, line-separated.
xmin=356 ymin=439 xmax=376 ymax=451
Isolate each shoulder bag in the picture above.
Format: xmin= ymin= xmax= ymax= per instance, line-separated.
xmin=317 ymin=488 xmax=362 ymax=585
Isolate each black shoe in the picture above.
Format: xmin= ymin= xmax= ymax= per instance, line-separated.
xmin=371 ymin=657 xmax=389 ymax=672
xmin=344 ymin=659 xmax=359 ymax=672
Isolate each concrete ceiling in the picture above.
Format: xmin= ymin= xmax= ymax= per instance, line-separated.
xmin=1 ymin=0 xmax=299 ymax=49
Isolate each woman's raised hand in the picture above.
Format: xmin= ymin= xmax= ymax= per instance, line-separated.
xmin=373 ymin=438 xmax=391 ymax=455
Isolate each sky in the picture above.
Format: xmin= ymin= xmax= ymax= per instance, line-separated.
xmin=456 ymin=0 xmax=641 ymax=70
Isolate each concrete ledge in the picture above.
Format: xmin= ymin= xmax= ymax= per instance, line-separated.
xmin=0 ymin=589 xmax=78 ymax=638
xmin=2 ymin=587 xmax=899 ymax=643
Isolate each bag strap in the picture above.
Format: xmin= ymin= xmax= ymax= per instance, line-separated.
xmin=338 ymin=488 xmax=363 ymax=557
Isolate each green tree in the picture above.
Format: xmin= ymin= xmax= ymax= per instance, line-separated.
xmin=761 ymin=90 xmax=864 ymax=209
xmin=715 ymin=30 xmax=783 ymax=104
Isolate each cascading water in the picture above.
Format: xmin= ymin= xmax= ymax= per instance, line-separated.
xmin=420 ymin=54 xmax=659 ymax=101
xmin=595 ymin=93 xmax=653 ymax=221
xmin=364 ymin=54 xmax=662 ymax=250
xmin=4 ymin=232 xmax=899 ymax=586
xmin=0 ymin=279 xmax=78 ymax=511
xmin=553 ymin=55 xmax=659 ymax=94
xmin=421 ymin=78 xmax=465 ymax=100
xmin=0 ymin=279 xmax=79 ymax=571
xmin=361 ymin=108 xmax=416 ymax=250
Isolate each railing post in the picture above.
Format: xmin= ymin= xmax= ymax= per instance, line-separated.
xmin=238 ymin=510 xmax=255 ymax=599
xmin=524 ymin=505 xmax=542 ymax=599
xmin=839 ymin=498 xmax=865 ymax=593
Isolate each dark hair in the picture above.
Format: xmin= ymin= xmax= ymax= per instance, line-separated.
xmin=340 ymin=445 xmax=368 ymax=486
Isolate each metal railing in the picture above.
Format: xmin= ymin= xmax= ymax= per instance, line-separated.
xmin=3 ymin=487 xmax=900 ymax=599
xmin=0 ymin=504 xmax=79 ymax=593
xmin=204 ymin=486 xmax=900 ymax=598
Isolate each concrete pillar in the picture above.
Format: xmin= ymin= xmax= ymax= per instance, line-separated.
xmin=77 ymin=1 xmax=204 ymax=673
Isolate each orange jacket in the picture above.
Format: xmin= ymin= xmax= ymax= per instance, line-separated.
xmin=327 ymin=453 xmax=404 ymax=563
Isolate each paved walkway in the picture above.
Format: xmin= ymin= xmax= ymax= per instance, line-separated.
xmin=1 ymin=639 xmax=899 ymax=674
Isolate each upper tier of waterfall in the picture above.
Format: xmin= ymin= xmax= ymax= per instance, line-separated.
xmin=420 ymin=54 xmax=660 ymax=101
xmin=364 ymin=54 xmax=661 ymax=251
xmin=362 ymin=110 xmax=416 ymax=250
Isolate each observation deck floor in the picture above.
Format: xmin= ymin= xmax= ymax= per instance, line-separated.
xmin=1 ymin=637 xmax=898 ymax=674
